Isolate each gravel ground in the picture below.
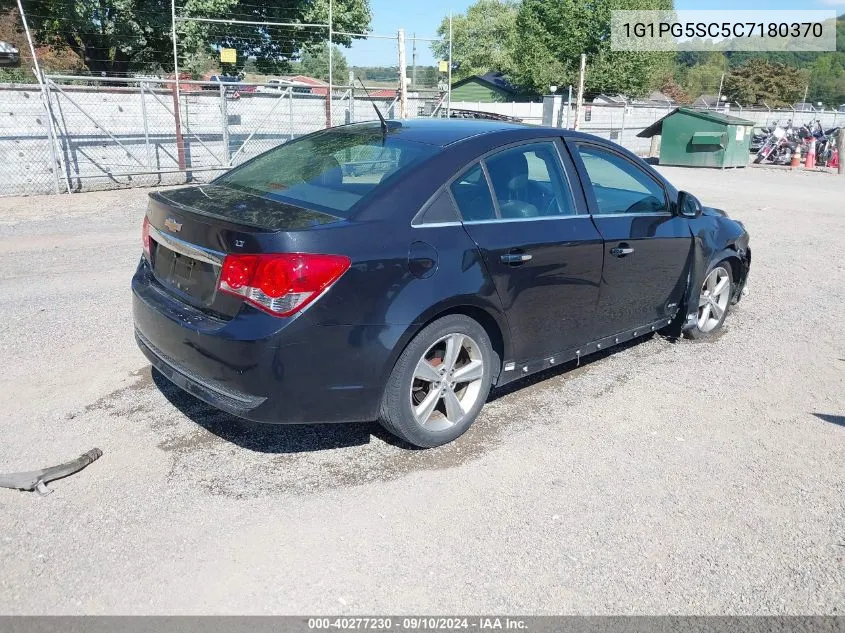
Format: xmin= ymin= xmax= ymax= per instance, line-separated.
xmin=0 ymin=167 xmax=843 ymax=614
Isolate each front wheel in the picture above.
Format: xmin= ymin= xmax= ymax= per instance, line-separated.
xmin=379 ymin=315 xmax=495 ymax=448
xmin=686 ymin=263 xmax=734 ymax=340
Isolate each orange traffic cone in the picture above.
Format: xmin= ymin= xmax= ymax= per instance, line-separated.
xmin=805 ymin=137 xmax=816 ymax=169
xmin=791 ymin=145 xmax=802 ymax=168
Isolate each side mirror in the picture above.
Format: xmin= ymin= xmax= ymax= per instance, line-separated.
xmin=678 ymin=191 xmax=702 ymax=219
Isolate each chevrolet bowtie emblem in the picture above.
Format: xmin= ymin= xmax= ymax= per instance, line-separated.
xmin=164 ymin=218 xmax=182 ymax=232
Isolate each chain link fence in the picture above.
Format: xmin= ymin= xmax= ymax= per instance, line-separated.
xmin=0 ymin=83 xmax=62 ymax=196
xmin=0 ymin=0 xmax=454 ymax=197
xmin=1 ymin=74 xmax=451 ymax=196
xmin=12 ymin=77 xmax=841 ymax=197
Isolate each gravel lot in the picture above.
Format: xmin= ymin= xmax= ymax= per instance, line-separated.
xmin=0 ymin=166 xmax=843 ymax=614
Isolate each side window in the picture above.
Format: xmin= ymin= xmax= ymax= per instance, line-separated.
xmin=449 ymin=163 xmax=497 ymax=222
xmin=576 ymin=145 xmax=669 ymax=216
xmin=415 ymin=189 xmax=459 ymax=225
xmin=484 ymin=143 xmax=576 ymax=219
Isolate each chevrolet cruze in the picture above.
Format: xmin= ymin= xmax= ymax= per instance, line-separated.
xmin=133 ymin=119 xmax=750 ymax=447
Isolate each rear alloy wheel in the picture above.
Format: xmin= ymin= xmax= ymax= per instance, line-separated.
xmin=380 ymin=315 xmax=494 ymax=448
xmin=411 ymin=333 xmax=485 ymax=431
xmin=687 ymin=263 xmax=733 ymax=339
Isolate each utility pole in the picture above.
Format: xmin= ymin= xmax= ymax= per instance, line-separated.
xmin=447 ymin=12 xmax=453 ymax=117
xmin=802 ymin=84 xmax=809 ymax=106
xmin=169 ymin=0 xmax=186 ymax=171
xmin=327 ymin=0 xmax=333 ymax=125
xmin=573 ymin=54 xmax=586 ymax=131
xmin=566 ymin=84 xmax=572 ymax=129
xmin=348 ymin=69 xmax=355 ymax=122
xmin=398 ymin=28 xmax=407 ymax=119
xmin=715 ymin=72 xmax=724 ymax=110
xmin=411 ymin=33 xmax=417 ymax=91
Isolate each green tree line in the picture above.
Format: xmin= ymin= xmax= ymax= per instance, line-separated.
xmin=433 ymin=0 xmax=845 ymax=107
xmin=0 ymin=0 xmax=371 ymax=77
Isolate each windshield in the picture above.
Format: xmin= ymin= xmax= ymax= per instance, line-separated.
xmin=215 ymin=125 xmax=439 ymax=217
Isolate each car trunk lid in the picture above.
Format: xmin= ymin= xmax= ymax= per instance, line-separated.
xmin=145 ymin=185 xmax=342 ymax=319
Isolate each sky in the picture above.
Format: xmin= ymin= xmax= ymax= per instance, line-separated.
xmin=343 ymin=0 xmax=845 ymax=67
xmin=344 ymin=1 xmax=455 ymax=67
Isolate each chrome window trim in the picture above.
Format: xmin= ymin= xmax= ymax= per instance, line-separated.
xmin=590 ymin=212 xmax=673 ymax=219
xmin=463 ymin=214 xmax=589 ymax=225
xmin=411 ymin=221 xmax=463 ymax=229
xmin=148 ymin=224 xmax=226 ymax=267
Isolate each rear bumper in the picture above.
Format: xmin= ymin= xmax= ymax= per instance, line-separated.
xmin=135 ymin=328 xmax=267 ymax=415
xmin=132 ymin=259 xmax=397 ymax=424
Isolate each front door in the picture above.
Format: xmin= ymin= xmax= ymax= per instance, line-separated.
xmin=569 ymin=142 xmax=693 ymax=336
xmin=450 ymin=141 xmax=604 ymax=362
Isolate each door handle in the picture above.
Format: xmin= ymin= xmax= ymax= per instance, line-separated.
xmin=610 ymin=245 xmax=635 ymax=257
xmin=500 ymin=252 xmax=533 ymax=265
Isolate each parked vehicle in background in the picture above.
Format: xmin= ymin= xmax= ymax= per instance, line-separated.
xmin=817 ymin=127 xmax=841 ymax=167
xmin=753 ymin=122 xmax=788 ymax=163
xmin=256 ymin=78 xmax=314 ymax=95
xmin=204 ymin=74 xmax=242 ymax=97
xmin=448 ymin=109 xmax=522 ymax=123
xmin=165 ymin=72 xmax=203 ymax=92
xmin=750 ymin=124 xmax=775 ymax=153
xmin=133 ymin=119 xmax=751 ymax=448
xmin=838 ymin=104 xmax=845 ymax=113
xmin=0 ymin=41 xmax=20 ymax=67
xmin=752 ymin=118 xmax=840 ymax=166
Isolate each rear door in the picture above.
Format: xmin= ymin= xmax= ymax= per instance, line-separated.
xmin=568 ymin=141 xmax=692 ymax=336
xmin=450 ymin=140 xmax=604 ymax=362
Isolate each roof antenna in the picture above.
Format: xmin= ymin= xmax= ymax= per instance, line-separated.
xmin=356 ymin=76 xmax=388 ymax=141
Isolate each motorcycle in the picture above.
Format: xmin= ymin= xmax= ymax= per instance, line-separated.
xmin=753 ymin=124 xmax=787 ymax=164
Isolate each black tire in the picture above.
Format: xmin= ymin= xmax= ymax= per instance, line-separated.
xmin=379 ymin=314 xmax=495 ymax=448
xmin=685 ymin=261 xmax=734 ymax=340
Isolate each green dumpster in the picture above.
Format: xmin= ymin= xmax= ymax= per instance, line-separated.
xmin=637 ymin=107 xmax=754 ymax=168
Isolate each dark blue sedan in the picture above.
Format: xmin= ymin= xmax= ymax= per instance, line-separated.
xmin=133 ymin=119 xmax=750 ymax=447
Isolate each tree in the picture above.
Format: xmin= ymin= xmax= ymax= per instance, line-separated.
xmin=510 ymin=0 xmax=675 ymax=97
xmin=658 ymin=73 xmax=690 ymax=104
xmin=416 ymin=65 xmax=438 ymax=88
xmin=0 ymin=7 xmax=86 ymax=78
xmin=295 ymin=42 xmax=348 ymax=82
xmin=675 ymin=16 xmax=845 ymax=107
xmin=675 ymin=52 xmax=728 ymax=99
xmin=431 ymin=0 xmax=518 ymax=81
xmin=351 ymin=66 xmax=396 ymax=82
xmin=0 ymin=0 xmax=371 ymax=77
xmin=179 ymin=0 xmax=371 ymax=76
xmin=808 ymin=53 xmax=845 ymax=108
xmin=723 ymin=59 xmax=808 ymax=107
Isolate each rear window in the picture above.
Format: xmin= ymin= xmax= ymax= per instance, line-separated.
xmin=215 ymin=125 xmax=438 ymax=217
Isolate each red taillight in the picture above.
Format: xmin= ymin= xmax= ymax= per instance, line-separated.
xmin=142 ymin=216 xmax=151 ymax=259
xmin=218 ymin=253 xmax=350 ymax=317
xmin=221 ymin=254 xmax=258 ymax=290
xmin=256 ymin=258 xmax=290 ymax=298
